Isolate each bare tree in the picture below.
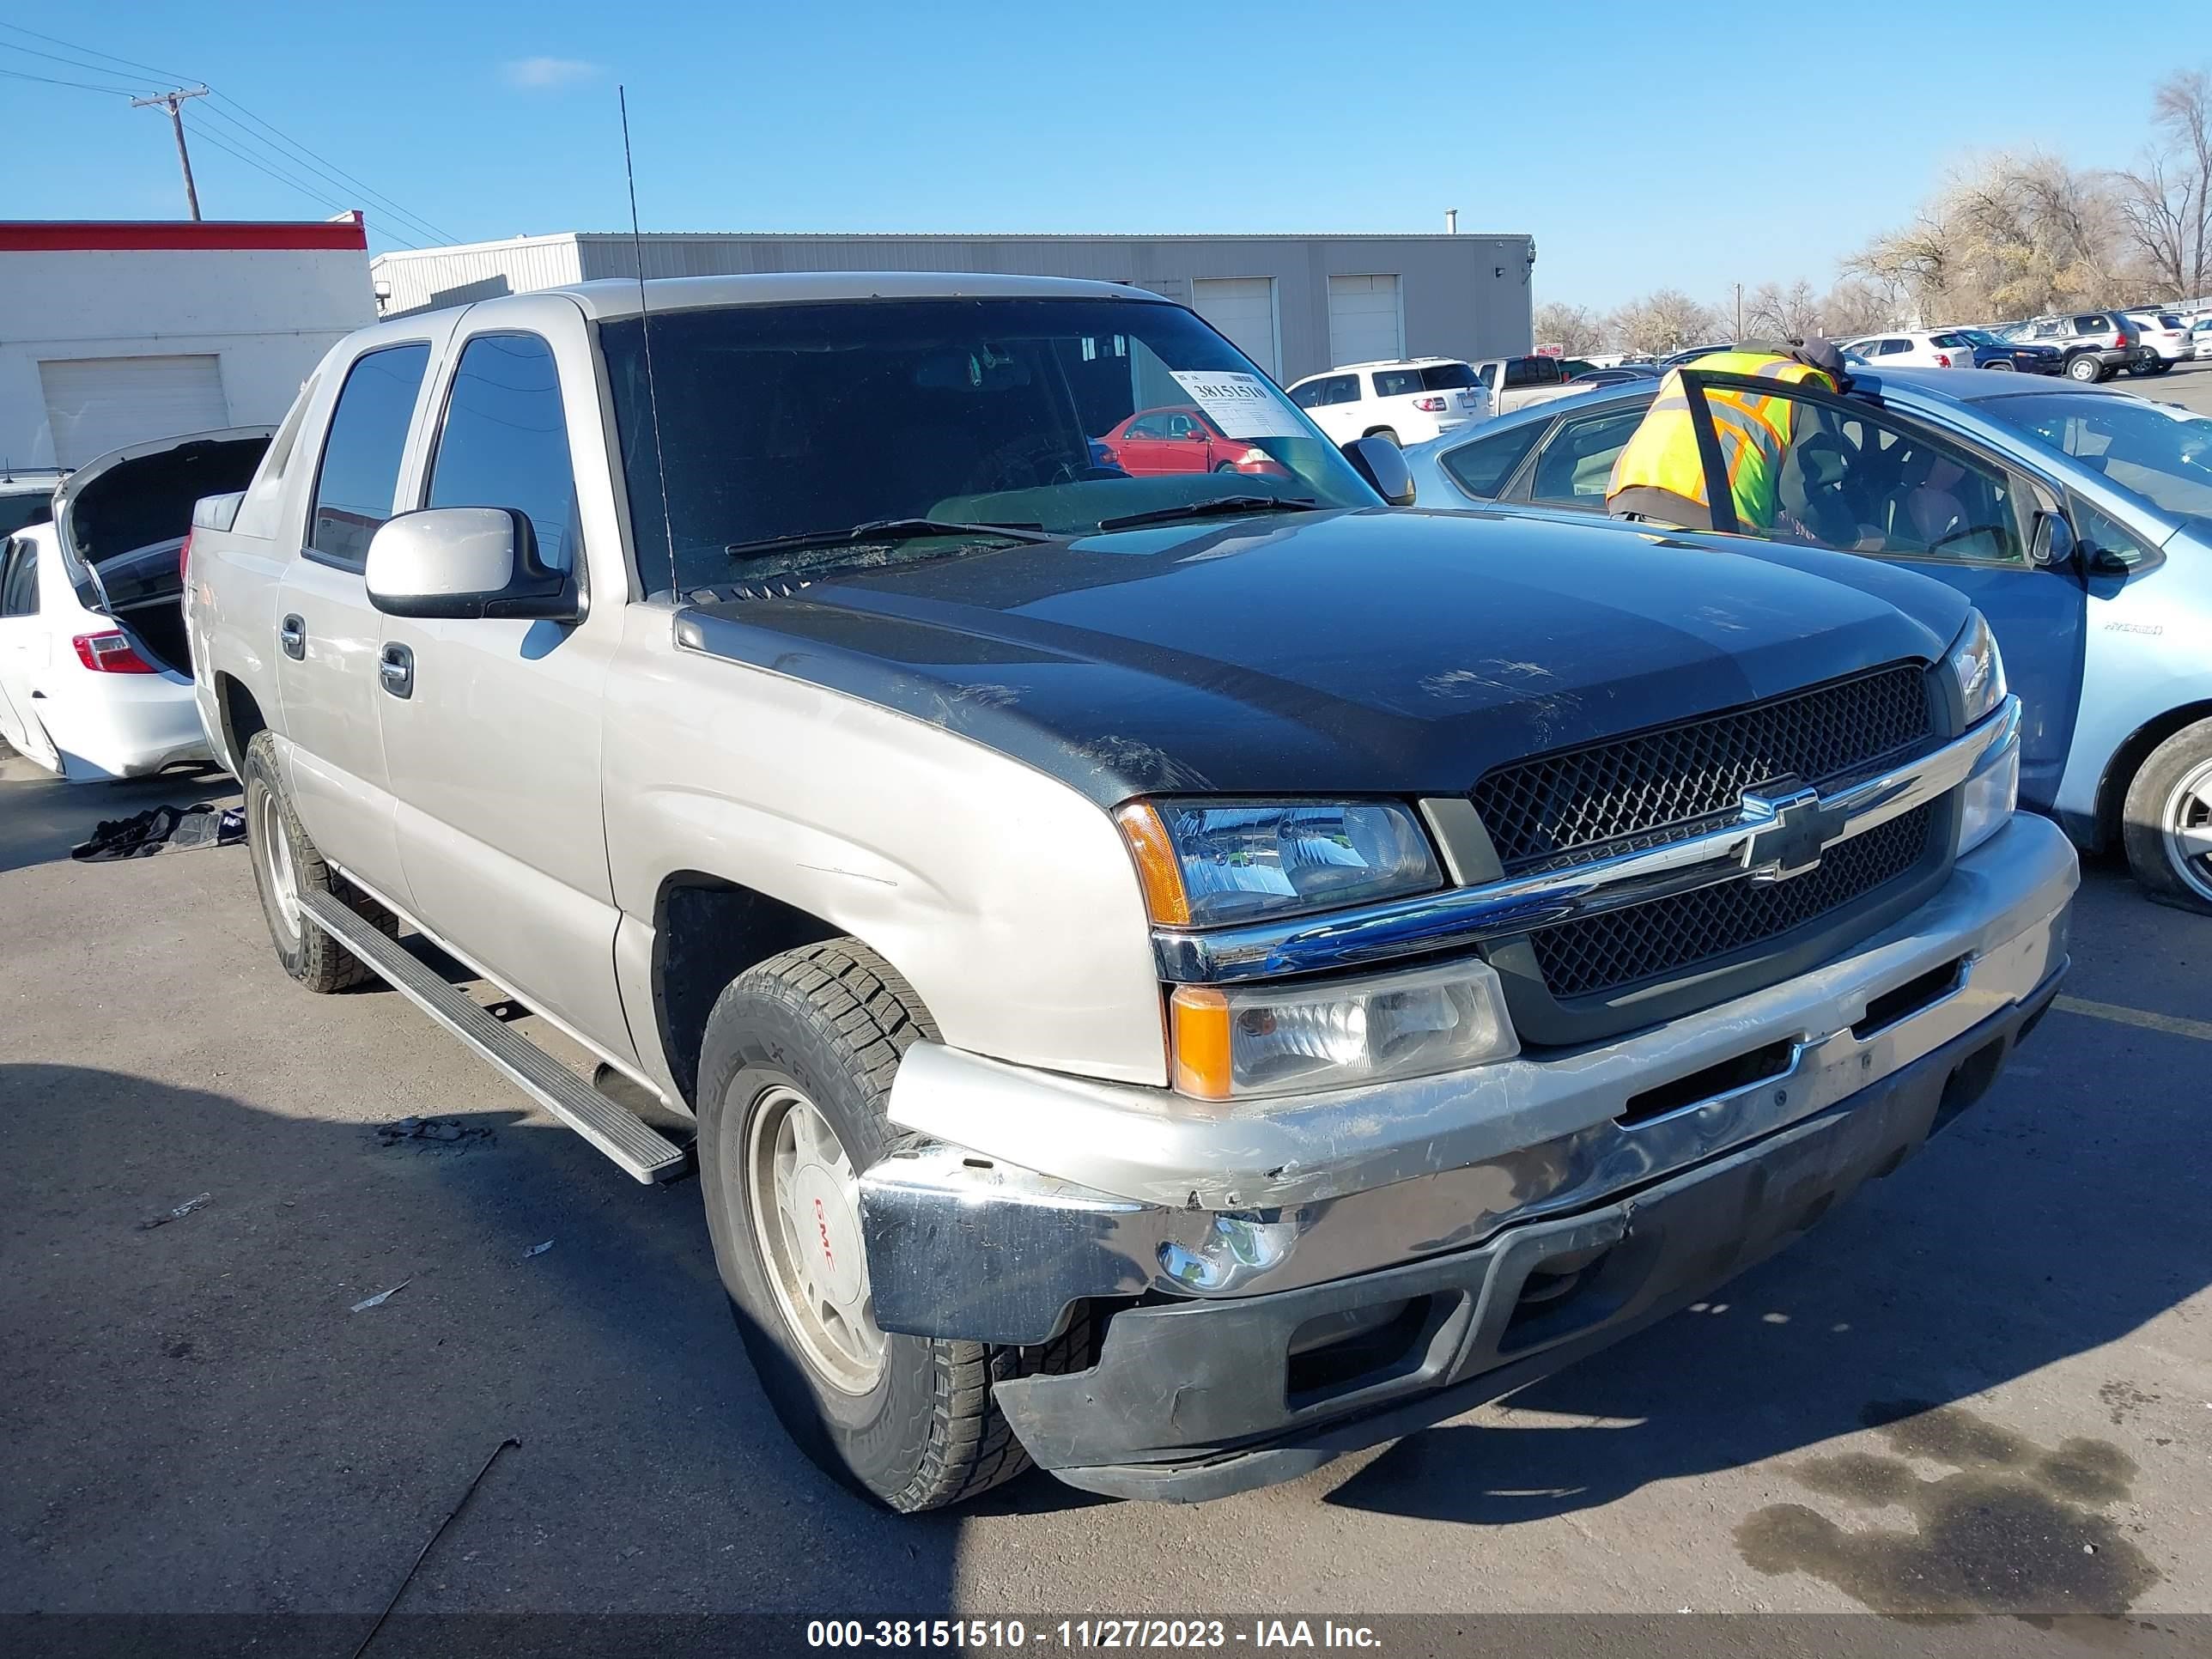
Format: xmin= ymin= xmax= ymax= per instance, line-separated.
xmin=1608 ymin=289 xmax=1719 ymax=355
xmin=1819 ymin=279 xmax=1899 ymax=338
xmin=1533 ymin=301 xmax=1606 ymax=355
xmin=2117 ymin=70 xmax=2210 ymax=300
xmin=1845 ymin=149 xmax=2139 ymax=324
xmin=1743 ymin=279 xmax=1823 ymax=339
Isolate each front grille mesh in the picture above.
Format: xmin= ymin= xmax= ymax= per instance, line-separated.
xmin=1471 ymin=665 xmax=1933 ymax=872
xmin=1528 ymin=804 xmax=1939 ymax=999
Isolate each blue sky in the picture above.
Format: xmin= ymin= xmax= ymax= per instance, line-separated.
xmin=3 ymin=1 xmax=2201 ymax=310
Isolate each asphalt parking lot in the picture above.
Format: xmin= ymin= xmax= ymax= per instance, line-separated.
xmin=3 ymin=696 xmax=2210 ymax=1633
xmin=2142 ymin=357 xmax=2212 ymax=416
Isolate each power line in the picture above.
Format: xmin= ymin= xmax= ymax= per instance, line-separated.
xmin=0 ymin=38 xmax=164 ymax=88
xmin=0 ymin=64 xmax=140 ymax=95
xmin=0 ymin=21 xmax=456 ymax=246
xmin=194 ymin=101 xmax=454 ymax=246
xmin=0 ymin=21 xmax=191 ymax=85
xmin=185 ymin=122 xmax=423 ymax=249
xmin=208 ymin=94 xmax=460 ymax=244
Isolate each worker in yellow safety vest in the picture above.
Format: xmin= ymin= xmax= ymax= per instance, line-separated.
xmin=1605 ymin=340 xmax=1852 ymax=532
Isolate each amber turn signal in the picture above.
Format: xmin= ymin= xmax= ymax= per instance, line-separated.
xmin=1114 ymin=802 xmax=1192 ymax=927
xmin=1168 ymin=985 xmax=1233 ymax=1100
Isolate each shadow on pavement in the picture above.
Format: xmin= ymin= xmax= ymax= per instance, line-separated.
xmin=0 ymin=1063 xmax=970 ymax=1616
xmin=0 ymin=758 xmax=234 ymax=878
xmin=1324 ymin=1003 xmax=2210 ymax=1553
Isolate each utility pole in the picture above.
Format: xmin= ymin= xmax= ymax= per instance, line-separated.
xmin=131 ymin=87 xmax=210 ymax=221
xmin=1734 ymin=282 xmax=1743 ymax=340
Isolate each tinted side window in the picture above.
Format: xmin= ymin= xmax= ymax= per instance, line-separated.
xmin=1707 ymin=389 xmax=2025 ymax=565
xmin=310 ymin=343 xmax=431 ymax=567
xmin=0 ymin=493 xmax=52 ymax=538
xmin=1371 ymin=369 xmax=1423 ymax=398
xmin=1288 ymin=383 xmax=1328 ymax=410
xmin=1528 ymin=409 xmax=1650 ymax=507
xmin=2074 ymin=315 xmax=2104 ymax=333
xmin=0 ymin=538 xmax=38 ymax=617
xmin=1438 ymin=421 xmax=1547 ymax=500
xmin=1322 ymin=374 xmax=1358 ymax=405
xmin=427 ymin=334 xmax=580 ymax=573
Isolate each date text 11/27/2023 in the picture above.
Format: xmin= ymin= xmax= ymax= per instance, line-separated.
xmin=805 ymin=1619 xmax=1383 ymax=1650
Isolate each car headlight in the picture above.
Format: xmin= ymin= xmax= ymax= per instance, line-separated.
xmin=1169 ymin=957 xmax=1517 ymax=1099
xmin=1944 ymin=608 xmax=2007 ymax=726
xmin=1944 ymin=610 xmax=2017 ymax=855
xmin=1115 ymin=799 xmax=1442 ymax=927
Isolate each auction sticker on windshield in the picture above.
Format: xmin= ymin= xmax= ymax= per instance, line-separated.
xmin=1170 ymin=371 xmax=1308 ymax=440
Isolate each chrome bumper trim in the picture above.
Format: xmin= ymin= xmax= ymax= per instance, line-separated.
xmin=1152 ymin=697 xmax=2018 ymax=985
xmin=866 ymin=813 xmax=2073 ymax=1345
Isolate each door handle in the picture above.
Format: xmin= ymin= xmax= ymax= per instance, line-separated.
xmin=279 ymin=615 xmax=305 ymax=659
xmin=378 ymin=641 xmax=414 ymax=699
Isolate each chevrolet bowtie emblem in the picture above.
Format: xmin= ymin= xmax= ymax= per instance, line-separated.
xmin=1741 ymin=780 xmax=1850 ymax=882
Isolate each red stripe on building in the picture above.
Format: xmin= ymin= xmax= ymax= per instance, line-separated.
xmin=0 ymin=217 xmax=368 ymax=253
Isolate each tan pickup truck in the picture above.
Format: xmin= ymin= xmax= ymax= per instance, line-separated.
xmin=1474 ymin=353 xmax=1598 ymax=415
xmin=185 ymin=271 xmax=2072 ymax=1512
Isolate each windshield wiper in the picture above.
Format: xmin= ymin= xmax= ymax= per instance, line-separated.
xmin=725 ymin=517 xmax=1052 ymax=559
xmin=1095 ymin=496 xmax=1321 ymax=533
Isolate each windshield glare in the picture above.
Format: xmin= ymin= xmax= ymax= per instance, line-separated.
xmin=601 ymin=297 xmax=1376 ymax=593
xmin=1975 ymin=392 xmax=2212 ymax=529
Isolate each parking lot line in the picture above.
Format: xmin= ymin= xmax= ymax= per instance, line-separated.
xmin=2053 ymin=994 xmax=2212 ymax=1044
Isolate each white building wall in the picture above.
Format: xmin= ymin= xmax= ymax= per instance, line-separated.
xmin=370 ymin=235 xmax=586 ymax=316
xmin=0 ymin=241 xmax=375 ymax=470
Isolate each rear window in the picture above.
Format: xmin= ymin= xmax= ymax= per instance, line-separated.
xmin=1439 ymin=420 xmax=1547 ymax=499
xmin=1418 ymin=362 xmax=1479 ymax=390
xmin=1503 ymin=357 xmax=1559 ymax=388
xmin=2156 ymin=313 xmax=2183 ymax=329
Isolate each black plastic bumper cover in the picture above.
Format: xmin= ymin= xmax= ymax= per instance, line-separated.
xmin=995 ymin=967 xmax=2063 ymax=1503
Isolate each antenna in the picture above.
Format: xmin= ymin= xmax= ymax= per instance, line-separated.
xmin=620 ymin=85 xmax=678 ymax=599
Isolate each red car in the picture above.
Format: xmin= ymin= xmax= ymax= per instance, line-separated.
xmin=1097 ymin=406 xmax=1291 ymax=478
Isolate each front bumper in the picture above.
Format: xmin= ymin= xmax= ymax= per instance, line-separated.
xmin=859 ymin=811 xmax=2073 ymax=1494
xmin=999 ymin=973 xmax=2060 ymax=1501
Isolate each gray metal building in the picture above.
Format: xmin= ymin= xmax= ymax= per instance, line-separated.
xmin=370 ymin=231 xmax=1534 ymax=383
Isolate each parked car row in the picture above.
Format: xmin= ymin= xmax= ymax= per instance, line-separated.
xmin=1403 ymin=365 xmax=2212 ymax=910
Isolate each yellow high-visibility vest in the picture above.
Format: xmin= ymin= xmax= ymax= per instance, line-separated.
xmin=1605 ymin=353 xmax=1839 ymax=531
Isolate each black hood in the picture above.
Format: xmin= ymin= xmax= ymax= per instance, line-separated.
xmin=676 ymin=507 xmax=1969 ymax=805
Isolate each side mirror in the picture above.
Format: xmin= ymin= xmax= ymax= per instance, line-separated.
xmin=2027 ymin=510 xmax=2077 ymax=570
xmin=1342 ymin=435 xmax=1416 ymax=507
xmin=365 ymin=507 xmax=579 ymax=621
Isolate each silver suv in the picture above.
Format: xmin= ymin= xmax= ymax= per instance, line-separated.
xmin=2004 ymin=313 xmax=2149 ymax=381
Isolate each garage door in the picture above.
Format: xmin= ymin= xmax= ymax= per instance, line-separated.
xmin=37 ymin=355 xmax=229 ymax=468
xmin=1327 ymin=275 xmax=1403 ymax=368
xmin=1192 ymin=277 xmax=1279 ymax=377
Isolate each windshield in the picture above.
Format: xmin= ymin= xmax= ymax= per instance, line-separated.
xmin=601 ymin=296 xmax=1376 ymax=593
xmin=1974 ymin=392 xmax=2212 ymax=529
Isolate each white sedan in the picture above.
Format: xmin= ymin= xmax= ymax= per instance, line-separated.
xmin=1844 ymin=331 xmax=1976 ymax=368
xmin=0 ymin=428 xmax=266 ymax=781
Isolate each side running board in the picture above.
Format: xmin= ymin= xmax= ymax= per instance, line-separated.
xmin=300 ymin=890 xmax=688 ymax=1183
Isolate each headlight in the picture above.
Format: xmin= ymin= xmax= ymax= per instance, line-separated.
xmin=1957 ymin=728 xmax=2019 ymax=858
xmin=1115 ymin=799 xmax=1442 ymax=927
xmin=1169 ymin=957 xmax=1517 ymax=1099
xmin=1944 ymin=609 xmax=2007 ymax=726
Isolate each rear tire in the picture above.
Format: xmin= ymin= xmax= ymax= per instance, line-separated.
xmin=2066 ymin=355 xmax=2103 ymax=383
xmin=240 ymin=731 xmax=393 ymax=992
xmin=696 ymin=939 xmax=1087 ymax=1512
xmin=2121 ymin=719 xmax=2212 ymax=915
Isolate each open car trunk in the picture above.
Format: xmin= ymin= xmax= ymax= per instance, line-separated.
xmin=52 ymin=428 xmax=271 ymax=675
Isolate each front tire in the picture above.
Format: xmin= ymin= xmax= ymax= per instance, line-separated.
xmin=696 ymin=939 xmax=1085 ymax=1512
xmin=240 ymin=730 xmax=392 ymax=991
xmin=2066 ymin=355 xmax=2104 ymax=383
xmin=2122 ymin=720 xmax=2212 ymax=914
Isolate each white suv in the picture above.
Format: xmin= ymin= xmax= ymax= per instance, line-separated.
xmin=1286 ymin=358 xmax=1492 ymax=447
xmin=2121 ymin=308 xmax=2196 ymax=374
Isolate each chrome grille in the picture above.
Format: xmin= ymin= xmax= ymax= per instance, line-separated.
xmin=1528 ymin=803 xmax=1940 ymax=999
xmin=1470 ymin=665 xmax=1933 ymax=872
